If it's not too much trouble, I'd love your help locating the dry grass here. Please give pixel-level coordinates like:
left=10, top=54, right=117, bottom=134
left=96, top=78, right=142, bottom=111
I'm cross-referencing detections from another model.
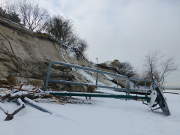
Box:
left=0, top=80, right=9, bottom=85
left=87, top=85, right=97, bottom=93
left=6, top=75, right=17, bottom=85
left=28, top=80, right=43, bottom=88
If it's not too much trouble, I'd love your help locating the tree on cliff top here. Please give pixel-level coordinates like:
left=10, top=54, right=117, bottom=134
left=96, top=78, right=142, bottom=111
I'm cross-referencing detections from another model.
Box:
left=0, top=7, right=20, bottom=23
left=46, top=16, right=88, bottom=59
left=8, top=0, right=49, bottom=32
left=46, top=16, right=72, bottom=44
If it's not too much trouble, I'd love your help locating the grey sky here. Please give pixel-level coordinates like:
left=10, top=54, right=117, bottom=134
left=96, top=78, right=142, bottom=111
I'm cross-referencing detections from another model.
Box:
left=6, top=0, right=180, bottom=87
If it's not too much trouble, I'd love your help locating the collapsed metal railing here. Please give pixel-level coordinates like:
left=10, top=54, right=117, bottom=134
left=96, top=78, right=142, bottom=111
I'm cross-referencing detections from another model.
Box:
left=44, top=61, right=151, bottom=94
left=43, top=61, right=170, bottom=116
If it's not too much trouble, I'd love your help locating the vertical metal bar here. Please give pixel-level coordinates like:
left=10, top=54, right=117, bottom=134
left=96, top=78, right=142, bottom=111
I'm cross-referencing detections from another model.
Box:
left=127, top=79, right=131, bottom=100
left=143, top=81, right=147, bottom=100
left=116, top=77, right=118, bottom=88
left=96, top=72, right=99, bottom=86
left=127, top=79, right=130, bottom=92
left=95, top=57, right=99, bottom=86
left=44, top=62, right=52, bottom=91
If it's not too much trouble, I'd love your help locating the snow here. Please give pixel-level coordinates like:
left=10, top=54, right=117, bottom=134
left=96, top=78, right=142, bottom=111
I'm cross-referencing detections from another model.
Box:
left=0, top=92, right=180, bottom=135
left=78, top=70, right=98, bottom=84
left=103, top=74, right=120, bottom=87
left=78, top=69, right=115, bottom=86
left=17, top=98, right=25, bottom=106
left=21, top=85, right=35, bottom=91
left=10, top=91, right=29, bottom=97
left=78, top=70, right=120, bottom=94
left=24, top=97, right=52, bottom=114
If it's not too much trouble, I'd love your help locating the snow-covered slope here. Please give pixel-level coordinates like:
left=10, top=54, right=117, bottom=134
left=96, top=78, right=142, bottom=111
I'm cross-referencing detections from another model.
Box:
left=0, top=92, right=179, bottom=135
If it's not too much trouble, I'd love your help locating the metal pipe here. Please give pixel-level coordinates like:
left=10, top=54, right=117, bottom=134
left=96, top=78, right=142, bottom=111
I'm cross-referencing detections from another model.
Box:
left=48, top=80, right=150, bottom=95
left=51, top=61, right=150, bottom=82
left=48, top=91, right=150, bottom=101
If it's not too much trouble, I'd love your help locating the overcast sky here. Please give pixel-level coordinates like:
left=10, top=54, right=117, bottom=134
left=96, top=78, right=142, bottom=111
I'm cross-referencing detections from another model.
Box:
left=7, top=0, right=180, bottom=87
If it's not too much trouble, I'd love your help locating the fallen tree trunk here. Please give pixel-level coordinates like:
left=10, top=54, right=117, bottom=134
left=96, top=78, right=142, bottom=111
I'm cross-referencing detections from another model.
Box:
left=4, top=98, right=25, bottom=121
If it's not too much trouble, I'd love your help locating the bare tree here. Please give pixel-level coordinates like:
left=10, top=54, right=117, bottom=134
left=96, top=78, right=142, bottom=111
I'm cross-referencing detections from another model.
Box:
left=144, top=52, right=177, bottom=87
left=144, top=53, right=158, bottom=81
left=46, top=16, right=72, bottom=45
left=159, top=58, right=177, bottom=86
left=10, top=0, right=49, bottom=31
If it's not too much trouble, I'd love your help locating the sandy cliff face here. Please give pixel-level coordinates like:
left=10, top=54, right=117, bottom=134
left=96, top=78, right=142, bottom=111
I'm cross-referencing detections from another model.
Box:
left=0, top=17, right=62, bottom=78
left=0, top=17, right=90, bottom=79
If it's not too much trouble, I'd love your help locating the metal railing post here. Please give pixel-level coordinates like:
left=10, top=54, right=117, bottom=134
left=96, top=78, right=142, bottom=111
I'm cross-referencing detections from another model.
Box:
left=95, top=57, right=99, bottom=86
left=44, top=62, right=53, bottom=91
left=96, top=72, right=99, bottom=86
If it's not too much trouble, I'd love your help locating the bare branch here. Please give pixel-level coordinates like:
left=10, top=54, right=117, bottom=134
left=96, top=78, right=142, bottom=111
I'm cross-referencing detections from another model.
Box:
left=9, top=0, right=49, bottom=32
left=144, top=52, right=177, bottom=87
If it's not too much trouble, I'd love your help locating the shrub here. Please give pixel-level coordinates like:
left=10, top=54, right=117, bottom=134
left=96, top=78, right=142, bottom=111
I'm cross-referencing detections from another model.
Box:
left=0, top=80, right=9, bottom=86
left=111, top=60, right=135, bottom=77
left=0, top=7, right=20, bottom=23
left=72, top=38, right=87, bottom=59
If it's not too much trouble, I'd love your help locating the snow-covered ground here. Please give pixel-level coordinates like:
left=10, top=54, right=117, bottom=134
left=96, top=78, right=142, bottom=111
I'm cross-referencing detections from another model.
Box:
left=0, top=91, right=180, bottom=135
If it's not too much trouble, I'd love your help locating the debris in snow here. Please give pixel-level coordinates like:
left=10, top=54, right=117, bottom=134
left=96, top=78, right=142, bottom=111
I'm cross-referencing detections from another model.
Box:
left=23, top=97, right=52, bottom=114
left=0, top=84, right=94, bottom=121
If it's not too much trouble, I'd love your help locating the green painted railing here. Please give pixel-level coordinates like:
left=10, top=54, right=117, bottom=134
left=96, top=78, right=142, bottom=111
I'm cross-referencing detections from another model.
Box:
left=44, top=61, right=151, bottom=95
left=48, top=91, right=150, bottom=102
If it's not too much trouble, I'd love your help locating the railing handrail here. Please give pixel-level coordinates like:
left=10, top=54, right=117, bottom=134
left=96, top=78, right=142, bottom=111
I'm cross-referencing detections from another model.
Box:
left=50, top=61, right=150, bottom=82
